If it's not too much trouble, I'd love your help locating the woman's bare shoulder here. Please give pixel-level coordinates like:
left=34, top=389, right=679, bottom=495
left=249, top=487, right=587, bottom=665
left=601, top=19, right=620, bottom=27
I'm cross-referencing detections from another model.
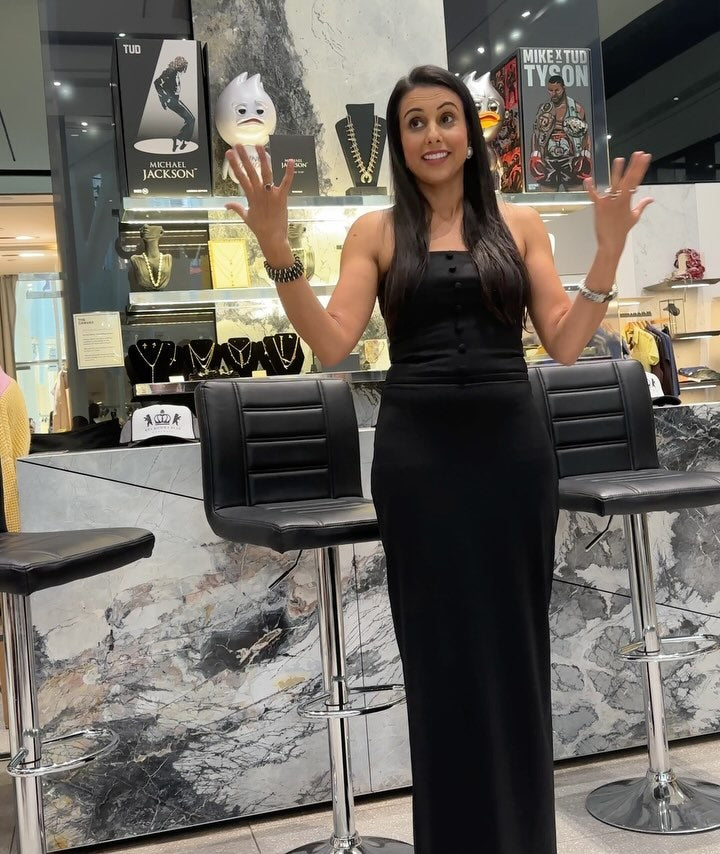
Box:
left=347, top=208, right=394, bottom=272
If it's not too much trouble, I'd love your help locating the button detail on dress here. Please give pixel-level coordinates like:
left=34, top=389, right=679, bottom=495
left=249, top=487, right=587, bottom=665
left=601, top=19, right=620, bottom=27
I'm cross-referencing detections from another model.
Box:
left=445, top=252, right=454, bottom=260
left=454, top=282, right=462, bottom=290
left=457, top=343, right=467, bottom=354
left=455, top=304, right=462, bottom=313
left=449, top=265, right=457, bottom=273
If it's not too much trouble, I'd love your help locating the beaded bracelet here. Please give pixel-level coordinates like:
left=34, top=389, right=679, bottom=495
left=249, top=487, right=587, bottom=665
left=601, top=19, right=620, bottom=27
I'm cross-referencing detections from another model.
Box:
left=263, top=254, right=305, bottom=284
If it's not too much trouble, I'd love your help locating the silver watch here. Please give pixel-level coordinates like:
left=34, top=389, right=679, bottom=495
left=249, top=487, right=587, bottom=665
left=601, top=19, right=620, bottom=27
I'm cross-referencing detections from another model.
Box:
left=578, top=280, right=617, bottom=304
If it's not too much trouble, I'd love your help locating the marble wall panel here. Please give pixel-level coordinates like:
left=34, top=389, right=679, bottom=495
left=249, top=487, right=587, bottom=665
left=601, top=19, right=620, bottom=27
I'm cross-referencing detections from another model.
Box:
left=191, top=0, right=447, bottom=194
left=18, top=462, right=368, bottom=849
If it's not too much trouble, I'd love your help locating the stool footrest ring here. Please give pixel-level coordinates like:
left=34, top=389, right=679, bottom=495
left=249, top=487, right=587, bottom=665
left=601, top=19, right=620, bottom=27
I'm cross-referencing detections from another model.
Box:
left=619, top=633, right=720, bottom=663
left=298, top=684, right=406, bottom=719
left=7, top=727, right=119, bottom=778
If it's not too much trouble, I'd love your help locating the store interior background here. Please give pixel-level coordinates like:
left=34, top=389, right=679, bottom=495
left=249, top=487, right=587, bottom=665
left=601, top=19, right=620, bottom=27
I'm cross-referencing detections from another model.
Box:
left=1, top=0, right=720, bottom=433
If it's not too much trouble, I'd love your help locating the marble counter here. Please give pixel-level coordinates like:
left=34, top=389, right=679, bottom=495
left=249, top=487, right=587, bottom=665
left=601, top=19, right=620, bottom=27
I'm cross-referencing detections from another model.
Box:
left=16, top=397, right=720, bottom=849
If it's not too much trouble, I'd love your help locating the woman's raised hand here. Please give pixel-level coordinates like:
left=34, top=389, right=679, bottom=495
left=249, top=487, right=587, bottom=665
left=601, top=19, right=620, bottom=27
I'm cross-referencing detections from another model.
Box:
left=583, top=151, right=653, bottom=256
left=224, top=144, right=296, bottom=263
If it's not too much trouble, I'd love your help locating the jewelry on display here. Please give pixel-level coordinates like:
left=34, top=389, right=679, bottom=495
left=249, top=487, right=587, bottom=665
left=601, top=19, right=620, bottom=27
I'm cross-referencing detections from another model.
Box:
left=263, top=254, right=305, bottom=283
left=270, top=334, right=300, bottom=369
left=227, top=339, right=252, bottom=368
left=578, top=279, right=618, bottom=304
left=346, top=113, right=381, bottom=184
left=141, top=253, right=165, bottom=289
left=188, top=341, right=216, bottom=374
left=135, top=341, right=165, bottom=384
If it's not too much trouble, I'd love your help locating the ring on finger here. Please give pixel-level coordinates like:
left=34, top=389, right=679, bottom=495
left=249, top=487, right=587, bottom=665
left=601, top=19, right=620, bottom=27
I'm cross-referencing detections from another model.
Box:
left=264, top=183, right=275, bottom=192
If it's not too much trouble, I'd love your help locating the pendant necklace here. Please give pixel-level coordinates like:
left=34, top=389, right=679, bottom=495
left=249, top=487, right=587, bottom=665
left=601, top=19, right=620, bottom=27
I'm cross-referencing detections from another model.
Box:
left=346, top=114, right=381, bottom=184
left=272, top=334, right=300, bottom=369
left=135, top=341, right=164, bottom=383
left=141, top=252, right=165, bottom=289
left=188, top=341, right=216, bottom=374
left=227, top=339, right=252, bottom=368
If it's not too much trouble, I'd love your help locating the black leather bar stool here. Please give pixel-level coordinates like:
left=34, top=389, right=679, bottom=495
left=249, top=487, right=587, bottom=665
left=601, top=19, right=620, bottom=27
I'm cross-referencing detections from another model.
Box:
left=0, top=470, right=154, bottom=854
left=195, top=377, right=410, bottom=854
left=529, top=358, right=720, bottom=834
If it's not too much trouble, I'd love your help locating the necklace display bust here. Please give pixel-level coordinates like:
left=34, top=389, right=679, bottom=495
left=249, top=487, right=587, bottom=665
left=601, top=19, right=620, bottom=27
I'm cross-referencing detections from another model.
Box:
left=180, top=339, right=222, bottom=378
left=129, top=224, right=172, bottom=291
left=262, top=333, right=304, bottom=375
left=335, top=103, right=387, bottom=196
left=125, top=339, right=178, bottom=384
left=221, top=338, right=256, bottom=377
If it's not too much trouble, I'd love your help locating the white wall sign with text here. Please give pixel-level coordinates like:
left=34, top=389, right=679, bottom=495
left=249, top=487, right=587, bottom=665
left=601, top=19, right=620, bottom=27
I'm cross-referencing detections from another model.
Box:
left=73, top=312, right=124, bottom=369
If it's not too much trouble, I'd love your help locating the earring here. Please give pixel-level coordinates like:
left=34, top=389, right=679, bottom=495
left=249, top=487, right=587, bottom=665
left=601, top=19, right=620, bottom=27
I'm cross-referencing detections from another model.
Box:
left=466, top=146, right=473, bottom=159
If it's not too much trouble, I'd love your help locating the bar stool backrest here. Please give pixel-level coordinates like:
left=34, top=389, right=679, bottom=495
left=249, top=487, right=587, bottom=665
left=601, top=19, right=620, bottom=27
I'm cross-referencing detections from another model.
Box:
left=195, top=378, right=364, bottom=512
left=528, top=359, right=660, bottom=478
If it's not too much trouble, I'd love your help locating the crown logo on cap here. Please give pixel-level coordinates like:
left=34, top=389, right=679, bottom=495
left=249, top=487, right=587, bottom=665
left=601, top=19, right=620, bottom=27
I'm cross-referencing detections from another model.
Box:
left=154, top=409, right=172, bottom=425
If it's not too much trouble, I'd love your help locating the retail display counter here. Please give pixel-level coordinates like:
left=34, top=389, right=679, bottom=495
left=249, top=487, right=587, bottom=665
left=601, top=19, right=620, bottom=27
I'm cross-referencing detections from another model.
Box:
left=17, top=393, right=720, bottom=849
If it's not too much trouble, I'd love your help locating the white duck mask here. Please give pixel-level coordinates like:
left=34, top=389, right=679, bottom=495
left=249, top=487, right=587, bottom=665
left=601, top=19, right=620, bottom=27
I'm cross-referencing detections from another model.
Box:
left=462, top=71, right=506, bottom=143
left=215, top=72, right=277, bottom=147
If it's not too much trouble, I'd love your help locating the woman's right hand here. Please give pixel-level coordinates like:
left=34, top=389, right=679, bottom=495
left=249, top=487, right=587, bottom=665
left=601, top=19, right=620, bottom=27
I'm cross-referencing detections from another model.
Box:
left=224, top=144, right=296, bottom=266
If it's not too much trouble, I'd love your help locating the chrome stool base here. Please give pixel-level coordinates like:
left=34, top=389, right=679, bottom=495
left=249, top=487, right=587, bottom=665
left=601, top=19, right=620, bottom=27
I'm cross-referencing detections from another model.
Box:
left=286, top=837, right=413, bottom=853
left=587, top=770, right=720, bottom=834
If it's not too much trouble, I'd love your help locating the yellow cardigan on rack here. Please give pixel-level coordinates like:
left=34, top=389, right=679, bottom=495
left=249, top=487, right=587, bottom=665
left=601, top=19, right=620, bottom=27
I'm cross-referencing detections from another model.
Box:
left=0, top=376, right=31, bottom=532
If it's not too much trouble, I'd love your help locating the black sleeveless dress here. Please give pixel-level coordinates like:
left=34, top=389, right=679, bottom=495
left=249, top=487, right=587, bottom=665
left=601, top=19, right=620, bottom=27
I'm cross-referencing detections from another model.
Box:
left=371, top=251, right=559, bottom=854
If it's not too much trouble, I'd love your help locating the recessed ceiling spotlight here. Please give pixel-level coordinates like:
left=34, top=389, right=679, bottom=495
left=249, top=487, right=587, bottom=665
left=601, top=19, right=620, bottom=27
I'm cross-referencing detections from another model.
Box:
left=71, top=133, right=79, bottom=137
left=118, top=32, right=126, bottom=37
left=606, top=134, right=612, bottom=140
left=52, top=80, right=61, bottom=87
left=673, top=96, right=679, bottom=101
left=477, top=46, right=485, bottom=54
left=510, top=29, right=522, bottom=40
left=495, top=42, right=506, bottom=53
left=521, top=10, right=531, bottom=17
left=81, top=121, right=88, bottom=127
left=81, top=129, right=87, bottom=133
left=454, top=72, right=460, bottom=76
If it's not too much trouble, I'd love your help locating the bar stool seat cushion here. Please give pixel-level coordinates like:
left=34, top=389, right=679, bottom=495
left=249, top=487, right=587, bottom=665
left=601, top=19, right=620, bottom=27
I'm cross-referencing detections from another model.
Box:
left=0, top=528, right=155, bottom=595
left=211, top=497, right=378, bottom=553
left=560, top=468, right=720, bottom=516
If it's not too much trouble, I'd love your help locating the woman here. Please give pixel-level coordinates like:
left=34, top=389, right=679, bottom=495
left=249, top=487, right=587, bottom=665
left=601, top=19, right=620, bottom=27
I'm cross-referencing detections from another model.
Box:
left=0, top=365, right=30, bottom=531
left=153, top=56, right=195, bottom=152
left=225, top=65, right=652, bottom=853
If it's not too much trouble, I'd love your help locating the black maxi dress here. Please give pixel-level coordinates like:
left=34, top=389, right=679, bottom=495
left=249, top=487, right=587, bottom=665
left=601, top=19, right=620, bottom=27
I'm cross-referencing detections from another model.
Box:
left=371, top=251, right=559, bottom=854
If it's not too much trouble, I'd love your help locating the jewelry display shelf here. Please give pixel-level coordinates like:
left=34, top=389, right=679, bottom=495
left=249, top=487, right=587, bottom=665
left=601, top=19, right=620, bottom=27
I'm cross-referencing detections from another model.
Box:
left=643, top=278, right=720, bottom=293
left=127, top=283, right=335, bottom=311
left=120, top=192, right=591, bottom=224
left=132, top=369, right=389, bottom=397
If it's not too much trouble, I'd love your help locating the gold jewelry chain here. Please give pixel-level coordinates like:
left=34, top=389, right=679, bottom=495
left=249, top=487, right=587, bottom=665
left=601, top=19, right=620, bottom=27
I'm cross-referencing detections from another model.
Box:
left=227, top=339, right=252, bottom=368
left=270, top=334, right=300, bottom=369
left=345, top=115, right=381, bottom=184
left=141, top=253, right=165, bottom=288
left=134, top=341, right=167, bottom=383
left=188, top=341, right=216, bottom=372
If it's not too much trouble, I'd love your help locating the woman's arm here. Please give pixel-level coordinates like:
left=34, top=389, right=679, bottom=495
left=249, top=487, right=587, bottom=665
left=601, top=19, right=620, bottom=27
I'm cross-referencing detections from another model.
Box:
left=518, top=152, right=653, bottom=365
left=225, top=144, right=383, bottom=366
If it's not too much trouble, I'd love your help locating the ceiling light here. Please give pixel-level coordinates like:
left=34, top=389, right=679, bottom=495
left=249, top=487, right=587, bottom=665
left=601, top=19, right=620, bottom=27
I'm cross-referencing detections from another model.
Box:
left=510, top=29, right=522, bottom=40
left=71, top=133, right=79, bottom=137
left=606, top=134, right=612, bottom=140
left=521, top=10, right=531, bottom=17
left=52, top=81, right=61, bottom=87
left=81, top=129, right=87, bottom=133
left=477, top=46, right=485, bottom=54
left=81, top=121, right=88, bottom=127
left=15, top=235, right=32, bottom=240
left=454, top=72, right=460, bottom=76
left=19, top=252, right=44, bottom=258
left=673, top=96, right=679, bottom=101
left=495, top=41, right=505, bottom=54
left=118, top=32, right=126, bottom=37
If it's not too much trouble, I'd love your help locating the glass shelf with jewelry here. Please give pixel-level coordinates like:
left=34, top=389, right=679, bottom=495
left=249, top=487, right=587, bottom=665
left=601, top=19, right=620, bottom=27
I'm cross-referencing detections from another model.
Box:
left=118, top=195, right=395, bottom=402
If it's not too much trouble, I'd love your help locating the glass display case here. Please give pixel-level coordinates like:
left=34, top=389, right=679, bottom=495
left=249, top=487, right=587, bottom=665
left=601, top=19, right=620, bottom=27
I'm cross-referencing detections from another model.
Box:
left=118, top=192, right=626, bottom=406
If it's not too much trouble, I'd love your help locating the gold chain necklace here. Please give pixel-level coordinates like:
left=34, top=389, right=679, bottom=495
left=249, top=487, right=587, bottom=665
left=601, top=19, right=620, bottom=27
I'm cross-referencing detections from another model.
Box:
left=271, top=334, right=300, bottom=369
left=345, top=114, right=381, bottom=184
left=135, top=341, right=165, bottom=383
left=141, top=252, right=165, bottom=288
left=188, top=341, right=216, bottom=373
left=227, top=339, right=252, bottom=368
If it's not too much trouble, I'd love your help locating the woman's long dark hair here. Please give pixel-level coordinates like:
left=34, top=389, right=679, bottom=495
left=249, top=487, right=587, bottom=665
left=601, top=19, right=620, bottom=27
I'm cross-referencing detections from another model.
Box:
left=382, top=64, right=530, bottom=334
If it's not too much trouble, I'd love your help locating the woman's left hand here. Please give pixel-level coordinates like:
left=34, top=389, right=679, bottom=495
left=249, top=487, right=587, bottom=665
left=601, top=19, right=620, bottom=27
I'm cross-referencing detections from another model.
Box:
left=584, top=151, right=653, bottom=256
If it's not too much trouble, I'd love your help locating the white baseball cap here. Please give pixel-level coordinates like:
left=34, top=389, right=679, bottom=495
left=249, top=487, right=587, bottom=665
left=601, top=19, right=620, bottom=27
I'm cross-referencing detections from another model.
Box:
left=120, top=404, right=199, bottom=446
